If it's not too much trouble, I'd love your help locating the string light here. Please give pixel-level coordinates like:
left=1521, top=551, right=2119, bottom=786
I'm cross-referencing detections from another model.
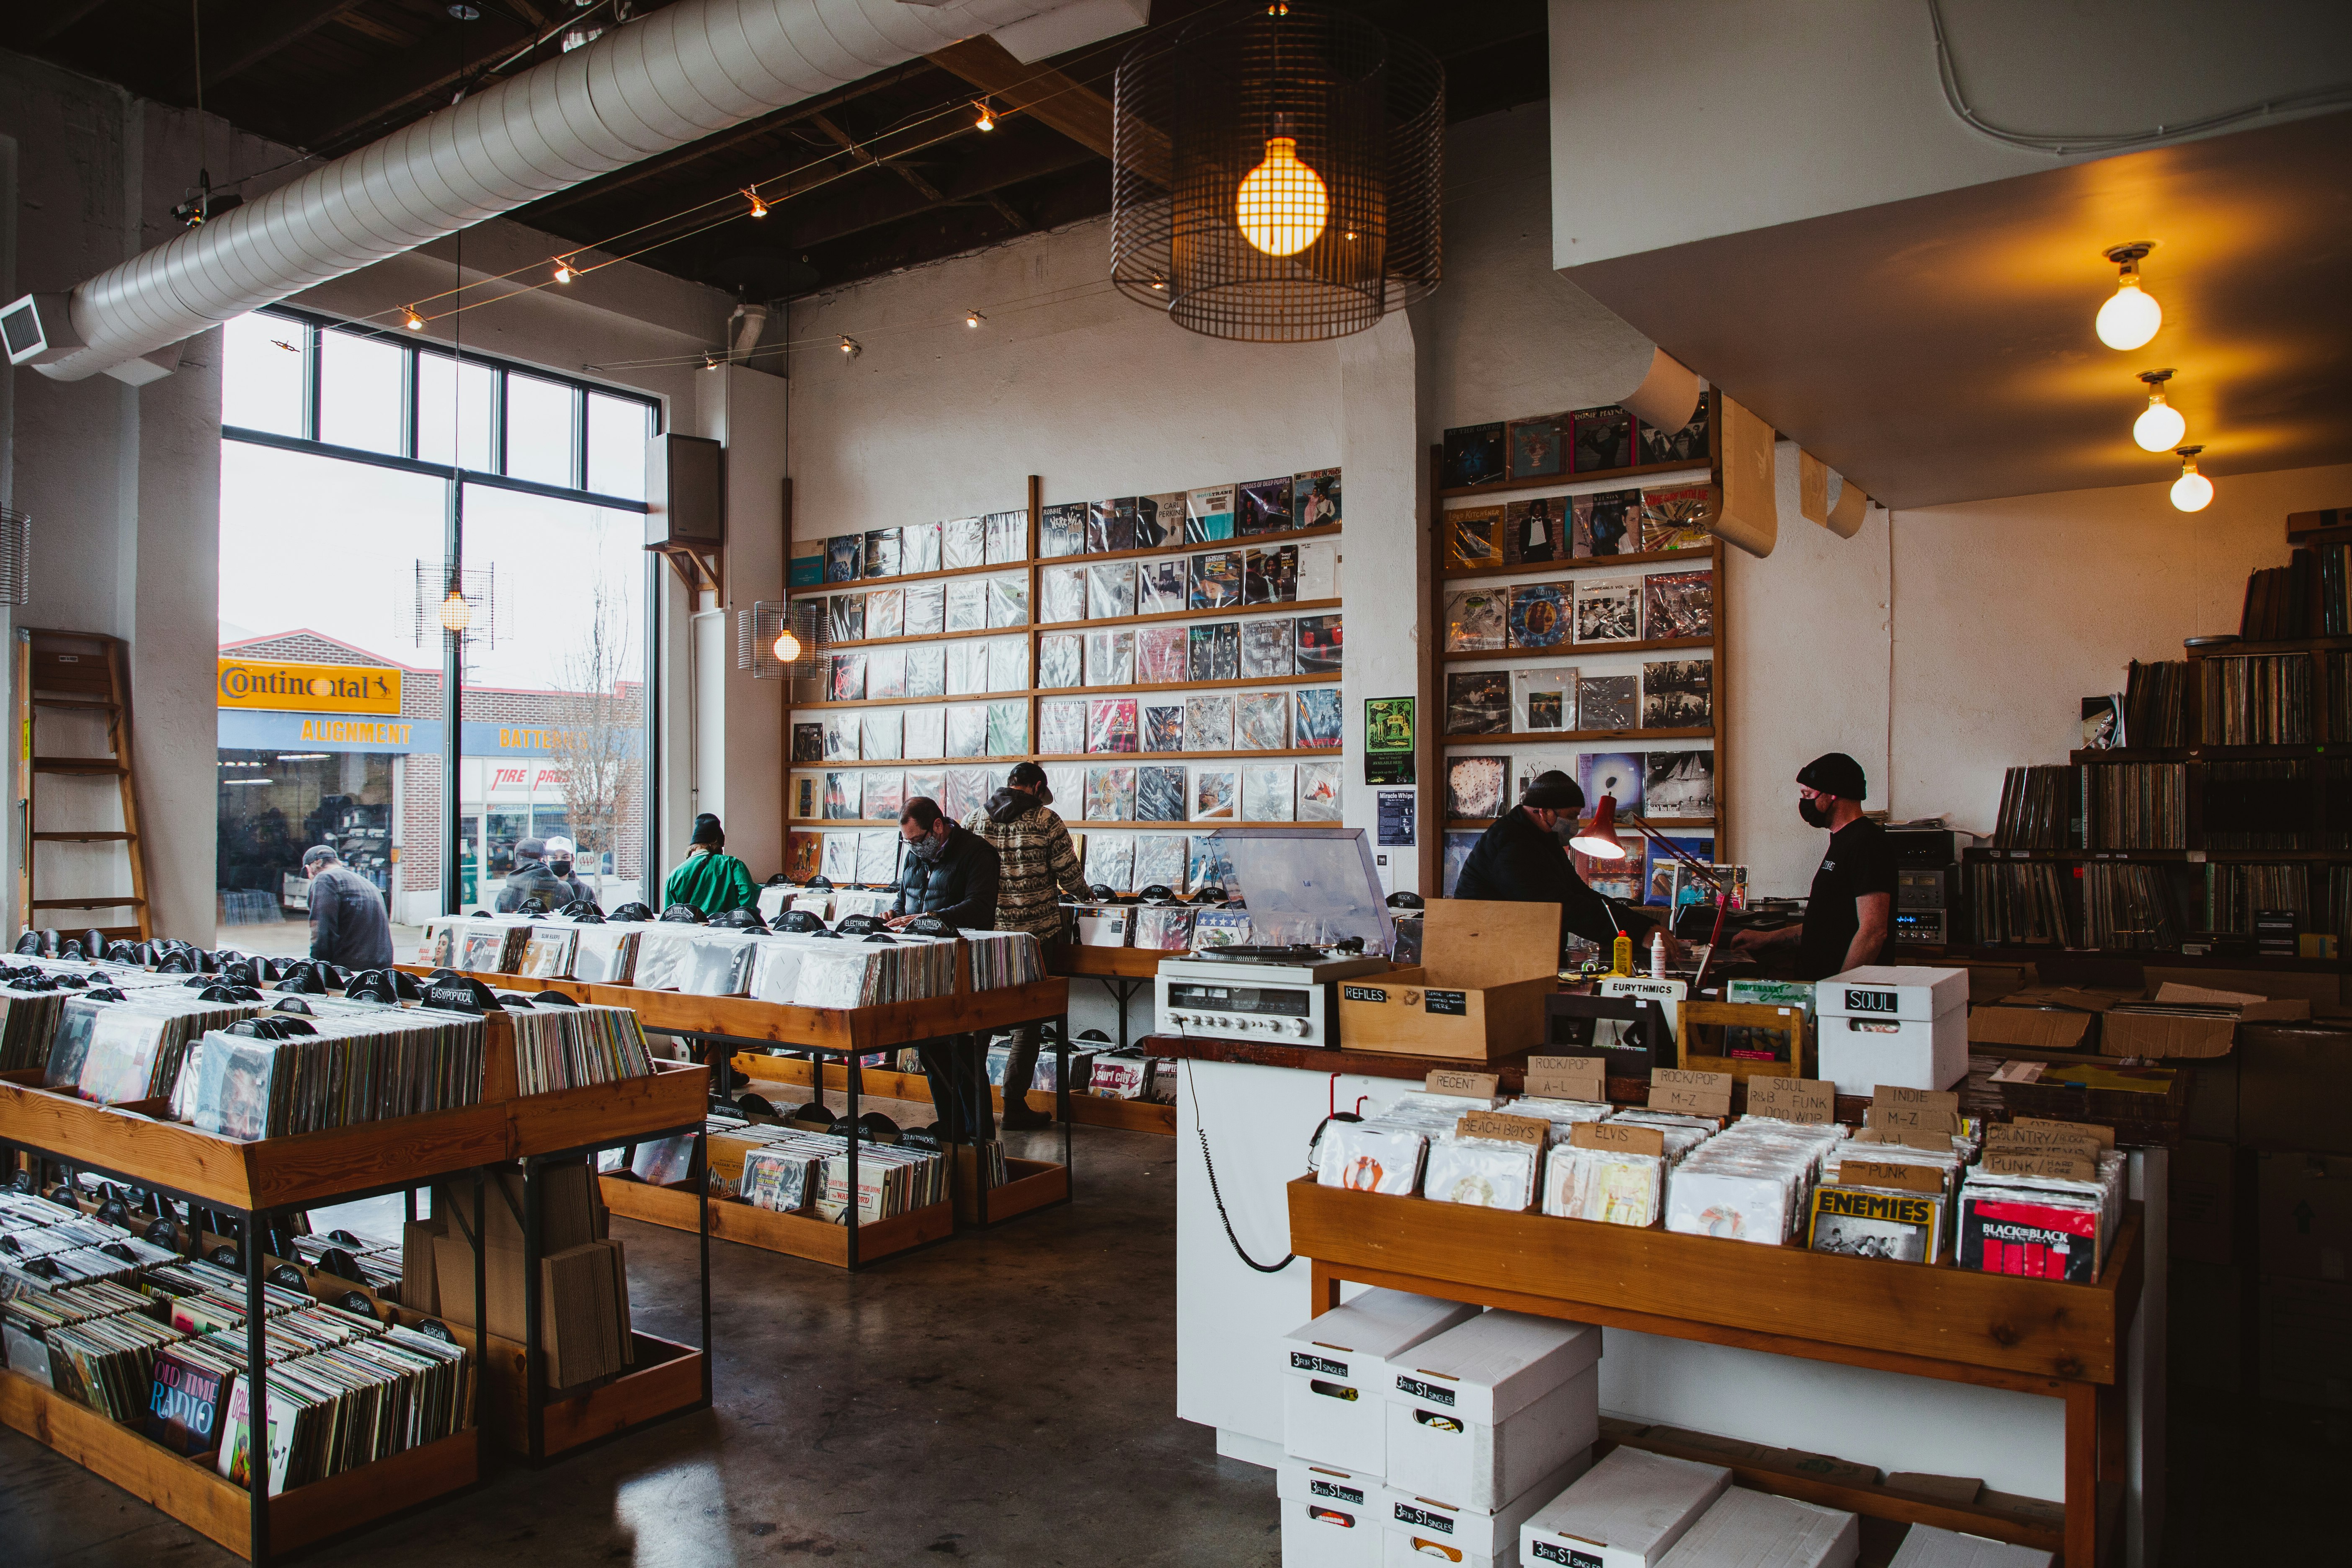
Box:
left=965, top=309, right=985, bottom=328
left=403, top=307, right=425, bottom=330
left=744, top=187, right=769, bottom=219
left=2132, top=370, right=2185, bottom=452
left=552, top=256, right=576, bottom=284
left=2096, top=243, right=2161, bottom=350
left=2170, top=446, right=2213, bottom=512
left=973, top=98, right=995, bottom=132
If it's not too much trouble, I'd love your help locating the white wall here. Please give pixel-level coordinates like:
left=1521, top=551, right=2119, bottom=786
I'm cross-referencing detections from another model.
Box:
left=1548, top=0, right=2352, bottom=268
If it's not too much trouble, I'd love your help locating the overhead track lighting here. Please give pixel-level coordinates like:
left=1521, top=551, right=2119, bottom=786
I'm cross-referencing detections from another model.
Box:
left=2097, top=243, right=2161, bottom=350
left=744, top=187, right=769, bottom=219
left=840, top=337, right=861, bottom=358
left=2133, top=370, right=2185, bottom=452
left=965, top=309, right=984, bottom=328
left=974, top=99, right=995, bottom=132
left=552, top=257, right=576, bottom=284
left=2170, top=446, right=2213, bottom=513
left=403, top=308, right=425, bottom=331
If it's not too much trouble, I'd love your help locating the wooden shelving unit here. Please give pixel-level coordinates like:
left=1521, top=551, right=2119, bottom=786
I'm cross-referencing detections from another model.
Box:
left=1289, top=1180, right=2141, bottom=1568
left=1421, top=431, right=1727, bottom=895
left=785, top=474, right=1347, bottom=882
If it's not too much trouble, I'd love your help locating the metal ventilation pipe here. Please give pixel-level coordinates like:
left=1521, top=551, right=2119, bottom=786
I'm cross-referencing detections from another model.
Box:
left=27, top=0, right=1098, bottom=383
left=732, top=302, right=770, bottom=357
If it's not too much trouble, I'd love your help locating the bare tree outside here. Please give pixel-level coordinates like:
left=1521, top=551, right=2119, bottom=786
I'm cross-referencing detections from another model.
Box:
left=542, top=566, right=641, bottom=906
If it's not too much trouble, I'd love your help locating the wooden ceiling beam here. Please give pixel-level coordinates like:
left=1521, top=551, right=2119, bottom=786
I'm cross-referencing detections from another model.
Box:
left=25, top=1, right=114, bottom=45
left=924, top=33, right=1168, bottom=187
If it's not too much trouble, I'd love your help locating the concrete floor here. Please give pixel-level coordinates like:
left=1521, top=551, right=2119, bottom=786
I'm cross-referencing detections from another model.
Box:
left=2, top=1111, right=1284, bottom=1568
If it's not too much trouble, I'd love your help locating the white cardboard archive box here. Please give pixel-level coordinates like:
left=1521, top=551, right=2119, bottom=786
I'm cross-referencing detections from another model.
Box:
left=1884, top=1524, right=2053, bottom=1568
left=1655, top=1486, right=1859, bottom=1568
left=1280, top=1288, right=1482, bottom=1473
left=1380, top=1452, right=1590, bottom=1568
left=1815, top=965, right=1970, bottom=1096
left=1381, top=1310, right=1602, bottom=1511
left=1520, top=1446, right=1734, bottom=1568
left=1277, top=1455, right=1383, bottom=1568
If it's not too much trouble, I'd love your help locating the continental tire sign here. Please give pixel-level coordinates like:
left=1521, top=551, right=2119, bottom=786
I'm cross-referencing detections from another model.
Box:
left=217, top=659, right=401, bottom=715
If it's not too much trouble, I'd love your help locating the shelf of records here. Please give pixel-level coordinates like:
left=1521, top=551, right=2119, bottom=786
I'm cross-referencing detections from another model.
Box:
left=796, top=607, right=1341, bottom=717
left=789, top=469, right=1343, bottom=593
left=1307, top=1083, right=2133, bottom=1281
left=1441, top=559, right=1715, bottom=656
left=1441, top=489, right=1718, bottom=581
left=0, top=1190, right=480, bottom=1560
left=802, top=549, right=1341, bottom=658
left=1439, top=393, right=1715, bottom=498
left=416, top=910, right=1045, bottom=1011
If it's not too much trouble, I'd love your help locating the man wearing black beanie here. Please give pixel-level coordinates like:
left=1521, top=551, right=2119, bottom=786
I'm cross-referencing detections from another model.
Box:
left=1730, top=752, right=1894, bottom=978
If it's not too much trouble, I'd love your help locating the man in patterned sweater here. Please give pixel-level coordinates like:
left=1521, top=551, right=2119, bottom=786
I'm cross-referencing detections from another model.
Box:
left=966, top=762, right=1091, bottom=1130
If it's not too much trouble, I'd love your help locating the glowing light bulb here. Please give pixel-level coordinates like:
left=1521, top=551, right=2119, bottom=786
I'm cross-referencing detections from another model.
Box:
left=437, top=590, right=474, bottom=634
left=974, top=99, right=995, bottom=132
left=965, top=309, right=984, bottom=328
left=840, top=337, right=860, bottom=358
left=2170, top=447, right=2213, bottom=512
left=2133, top=384, right=2185, bottom=452
left=552, top=258, right=575, bottom=284
left=745, top=187, right=769, bottom=219
left=1235, top=121, right=1328, bottom=257
left=772, top=628, right=802, bottom=665
left=2096, top=245, right=2161, bottom=349
left=403, top=307, right=425, bottom=330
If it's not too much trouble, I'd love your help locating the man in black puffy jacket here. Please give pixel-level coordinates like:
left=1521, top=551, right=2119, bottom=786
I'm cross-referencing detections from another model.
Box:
left=1453, top=771, right=1656, bottom=958
left=303, top=846, right=393, bottom=969
left=887, top=798, right=1003, bottom=1139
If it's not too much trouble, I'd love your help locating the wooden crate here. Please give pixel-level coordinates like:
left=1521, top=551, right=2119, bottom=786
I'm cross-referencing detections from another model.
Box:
left=506, top=1057, right=709, bottom=1156
left=1286, top=1178, right=2138, bottom=1385
left=954, top=1154, right=1069, bottom=1225
left=733, top=1052, right=1176, bottom=1134
left=1063, top=946, right=1164, bottom=979
left=0, top=1365, right=477, bottom=1558
left=598, top=1173, right=952, bottom=1268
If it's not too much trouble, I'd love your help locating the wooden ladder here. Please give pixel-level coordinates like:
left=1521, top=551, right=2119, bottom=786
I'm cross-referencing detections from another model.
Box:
left=15, top=628, right=153, bottom=942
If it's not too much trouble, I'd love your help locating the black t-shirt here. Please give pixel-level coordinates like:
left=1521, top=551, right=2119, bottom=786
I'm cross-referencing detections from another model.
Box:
left=1797, top=817, right=1898, bottom=980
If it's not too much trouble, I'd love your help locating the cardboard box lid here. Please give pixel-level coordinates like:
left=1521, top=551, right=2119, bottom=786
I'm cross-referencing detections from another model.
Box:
left=1279, top=1289, right=1482, bottom=1383
left=1656, top=1487, right=1858, bottom=1568
left=2145, top=966, right=2339, bottom=1005
left=1420, top=898, right=1564, bottom=988
left=1383, top=1308, right=1602, bottom=1425
left=1965, top=1007, right=2096, bottom=1052
left=1817, top=966, right=1968, bottom=1021
left=1522, top=1446, right=1733, bottom=1564
left=1383, top=1451, right=1591, bottom=1557
left=1886, top=1522, right=2055, bottom=1568
left=2147, top=981, right=2310, bottom=1021
left=1275, top=1454, right=1378, bottom=1511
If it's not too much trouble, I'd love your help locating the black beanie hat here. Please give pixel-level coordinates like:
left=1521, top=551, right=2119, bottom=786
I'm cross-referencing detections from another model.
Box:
left=1796, top=752, right=1867, bottom=801
left=1521, top=770, right=1585, bottom=811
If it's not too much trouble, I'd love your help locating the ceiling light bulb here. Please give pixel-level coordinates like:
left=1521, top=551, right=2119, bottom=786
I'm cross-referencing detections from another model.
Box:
left=965, top=310, right=983, bottom=328
left=552, top=258, right=575, bottom=284
left=2170, top=447, right=2213, bottom=513
left=840, top=336, right=860, bottom=358
left=2096, top=247, right=2161, bottom=349
left=772, top=628, right=802, bottom=665
left=702, top=353, right=720, bottom=371
left=745, top=187, right=769, bottom=219
left=974, top=100, right=995, bottom=132
left=403, top=308, right=425, bottom=330
left=2133, top=386, right=2185, bottom=452
left=437, top=589, right=474, bottom=634
left=1236, top=119, right=1328, bottom=258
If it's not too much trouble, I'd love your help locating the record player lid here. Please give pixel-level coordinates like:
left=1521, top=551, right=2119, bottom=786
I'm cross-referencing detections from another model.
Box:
left=1190, top=944, right=1333, bottom=963
left=1207, top=828, right=1395, bottom=956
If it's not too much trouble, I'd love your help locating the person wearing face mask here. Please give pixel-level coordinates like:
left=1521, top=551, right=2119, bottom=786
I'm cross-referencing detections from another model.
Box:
left=1452, top=770, right=1657, bottom=956
left=886, top=798, right=1002, bottom=1139
left=1727, top=753, right=1893, bottom=979
left=542, top=835, right=596, bottom=908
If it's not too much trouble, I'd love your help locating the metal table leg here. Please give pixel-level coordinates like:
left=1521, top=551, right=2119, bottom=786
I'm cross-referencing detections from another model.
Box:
left=243, top=1202, right=270, bottom=1565
left=845, top=1052, right=861, bottom=1271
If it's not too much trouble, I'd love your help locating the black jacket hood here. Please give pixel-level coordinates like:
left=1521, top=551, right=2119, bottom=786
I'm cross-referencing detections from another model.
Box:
left=987, top=788, right=1044, bottom=825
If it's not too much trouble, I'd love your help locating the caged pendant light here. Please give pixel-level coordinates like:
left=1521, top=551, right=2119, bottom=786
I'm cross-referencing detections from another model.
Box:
left=1111, top=3, right=1444, bottom=343
left=739, top=600, right=825, bottom=680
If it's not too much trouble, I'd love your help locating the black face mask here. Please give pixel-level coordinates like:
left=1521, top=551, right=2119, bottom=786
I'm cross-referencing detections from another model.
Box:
left=906, top=832, right=946, bottom=861
left=1799, top=797, right=1832, bottom=828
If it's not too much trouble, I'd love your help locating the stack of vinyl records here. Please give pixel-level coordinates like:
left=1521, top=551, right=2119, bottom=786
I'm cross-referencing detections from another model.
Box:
left=678, top=933, right=759, bottom=998
left=741, top=934, right=962, bottom=1009
left=516, top=925, right=579, bottom=979
left=1130, top=906, right=1195, bottom=952
left=208, top=1311, right=471, bottom=1495
left=2088, top=762, right=2186, bottom=849
left=2080, top=862, right=2179, bottom=950
left=289, top=1232, right=406, bottom=1295
left=416, top=919, right=535, bottom=975
left=1663, top=1117, right=1844, bottom=1246
left=715, top=1124, right=951, bottom=1222
left=510, top=1004, right=655, bottom=1095
left=963, top=928, right=1044, bottom=988
left=572, top=925, right=642, bottom=984
left=41, top=1306, right=185, bottom=1421
left=1992, top=765, right=2080, bottom=848
left=2202, top=758, right=2314, bottom=849
left=1966, top=861, right=2073, bottom=946
left=0, top=1278, right=160, bottom=1390
left=2200, top=652, right=2314, bottom=745
left=1809, top=1140, right=1962, bottom=1264
left=2122, top=658, right=2192, bottom=747
left=146, top=1259, right=314, bottom=1323
left=174, top=1004, right=488, bottom=1141
left=44, top=991, right=270, bottom=1104
left=1956, top=1151, right=2126, bottom=1283
left=0, top=981, right=68, bottom=1071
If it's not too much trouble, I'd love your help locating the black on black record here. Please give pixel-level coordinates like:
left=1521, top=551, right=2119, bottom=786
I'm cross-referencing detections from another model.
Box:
left=146, top=1215, right=179, bottom=1248
left=338, top=1290, right=376, bottom=1317
left=12, top=931, right=39, bottom=955
left=317, top=1246, right=361, bottom=1280
left=418, top=1318, right=454, bottom=1343
left=534, top=989, right=580, bottom=1006
left=268, top=1261, right=306, bottom=1289
left=208, top=1244, right=240, bottom=1268
left=9, top=1168, right=35, bottom=1193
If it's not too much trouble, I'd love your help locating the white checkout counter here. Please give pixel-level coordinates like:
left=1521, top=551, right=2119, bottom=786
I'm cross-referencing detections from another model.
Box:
left=1169, top=1045, right=2168, bottom=1568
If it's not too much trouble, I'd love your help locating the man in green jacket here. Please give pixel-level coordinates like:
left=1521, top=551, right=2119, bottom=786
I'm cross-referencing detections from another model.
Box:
left=663, top=814, right=758, bottom=915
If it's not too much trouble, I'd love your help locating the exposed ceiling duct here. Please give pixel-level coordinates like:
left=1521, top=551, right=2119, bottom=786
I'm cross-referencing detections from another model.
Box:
left=16, top=0, right=1108, bottom=384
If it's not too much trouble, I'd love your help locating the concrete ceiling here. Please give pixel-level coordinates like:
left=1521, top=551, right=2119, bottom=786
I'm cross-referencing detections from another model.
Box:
left=1562, top=110, right=2352, bottom=509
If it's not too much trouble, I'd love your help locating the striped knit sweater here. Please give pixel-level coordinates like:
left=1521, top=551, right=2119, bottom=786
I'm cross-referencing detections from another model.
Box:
left=963, top=792, right=1090, bottom=939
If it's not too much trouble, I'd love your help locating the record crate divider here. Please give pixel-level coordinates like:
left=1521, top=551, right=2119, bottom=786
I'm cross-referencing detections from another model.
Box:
left=1421, top=429, right=1729, bottom=897
left=0, top=1072, right=498, bottom=1564
left=1288, top=1179, right=2143, bottom=1568
left=402, top=961, right=1074, bottom=1269
left=1957, top=629, right=2352, bottom=958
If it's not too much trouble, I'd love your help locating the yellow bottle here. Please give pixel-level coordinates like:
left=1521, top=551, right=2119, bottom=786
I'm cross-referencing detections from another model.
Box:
left=1611, top=930, right=1634, bottom=976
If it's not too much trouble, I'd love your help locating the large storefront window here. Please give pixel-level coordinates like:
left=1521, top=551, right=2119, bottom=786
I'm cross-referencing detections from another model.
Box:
left=217, top=309, right=657, bottom=949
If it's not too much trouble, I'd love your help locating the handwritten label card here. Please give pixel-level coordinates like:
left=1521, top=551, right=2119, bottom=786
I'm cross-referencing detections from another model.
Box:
left=1525, top=1055, right=1607, bottom=1103
left=1424, top=1069, right=1501, bottom=1101
left=1744, top=1076, right=1835, bottom=1124
left=1570, top=1121, right=1666, bottom=1156
left=1651, top=1068, right=1733, bottom=1117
